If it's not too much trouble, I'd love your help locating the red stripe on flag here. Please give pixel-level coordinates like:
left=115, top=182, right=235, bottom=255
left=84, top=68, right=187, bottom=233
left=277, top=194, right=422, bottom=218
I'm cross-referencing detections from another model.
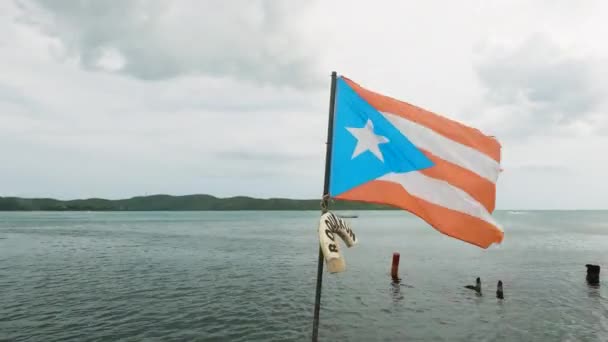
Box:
left=336, top=179, right=503, bottom=249
left=419, top=150, right=497, bottom=213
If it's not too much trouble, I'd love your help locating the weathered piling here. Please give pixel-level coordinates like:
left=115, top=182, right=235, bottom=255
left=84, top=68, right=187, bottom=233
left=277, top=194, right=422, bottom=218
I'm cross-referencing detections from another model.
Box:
left=586, top=264, right=600, bottom=286
left=465, top=277, right=482, bottom=295
left=496, top=280, right=504, bottom=299
left=391, top=252, right=400, bottom=282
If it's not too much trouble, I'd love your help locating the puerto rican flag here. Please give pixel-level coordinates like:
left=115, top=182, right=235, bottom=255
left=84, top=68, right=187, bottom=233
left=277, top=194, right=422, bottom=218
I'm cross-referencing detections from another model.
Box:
left=329, top=75, right=503, bottom=249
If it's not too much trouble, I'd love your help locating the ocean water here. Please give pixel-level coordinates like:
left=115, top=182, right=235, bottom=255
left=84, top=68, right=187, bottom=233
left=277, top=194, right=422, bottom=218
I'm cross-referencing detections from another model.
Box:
left=1, top=210, right=607, bottom=341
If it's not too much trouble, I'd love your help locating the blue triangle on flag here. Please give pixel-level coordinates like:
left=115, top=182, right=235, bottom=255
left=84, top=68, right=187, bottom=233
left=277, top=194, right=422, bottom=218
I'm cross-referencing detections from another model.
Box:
left=329, top=77, right=435, bottom=197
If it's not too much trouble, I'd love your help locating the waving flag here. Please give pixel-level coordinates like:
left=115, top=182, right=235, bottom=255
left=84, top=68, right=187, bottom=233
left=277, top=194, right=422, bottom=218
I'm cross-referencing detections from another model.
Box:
left=329, top=76, right=503, bottom=248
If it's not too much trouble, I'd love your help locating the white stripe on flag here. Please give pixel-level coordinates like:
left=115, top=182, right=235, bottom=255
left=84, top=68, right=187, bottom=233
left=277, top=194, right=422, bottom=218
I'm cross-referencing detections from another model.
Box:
left=381, top=111, right=500, bottom=183
left=378, top=171, right=502, bottom=231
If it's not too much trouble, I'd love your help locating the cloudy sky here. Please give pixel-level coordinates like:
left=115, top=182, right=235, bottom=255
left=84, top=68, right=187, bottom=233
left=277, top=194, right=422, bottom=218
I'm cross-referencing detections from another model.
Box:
left=1, top=0, right=607, bottom=209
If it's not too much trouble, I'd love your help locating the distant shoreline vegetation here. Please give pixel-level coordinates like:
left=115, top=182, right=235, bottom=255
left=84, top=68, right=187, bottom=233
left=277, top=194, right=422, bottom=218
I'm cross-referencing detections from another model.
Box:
left=0, top=194, right=396, bottom=211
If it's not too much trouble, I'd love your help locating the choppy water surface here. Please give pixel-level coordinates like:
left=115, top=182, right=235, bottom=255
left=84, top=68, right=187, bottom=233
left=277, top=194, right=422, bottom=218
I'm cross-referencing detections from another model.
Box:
left=1, top=211, right=608, bottom=341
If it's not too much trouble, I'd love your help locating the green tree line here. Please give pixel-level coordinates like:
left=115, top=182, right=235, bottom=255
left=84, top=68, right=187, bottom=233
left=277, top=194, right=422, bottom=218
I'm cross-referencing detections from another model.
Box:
left=0, top=194, right=395, bottom=211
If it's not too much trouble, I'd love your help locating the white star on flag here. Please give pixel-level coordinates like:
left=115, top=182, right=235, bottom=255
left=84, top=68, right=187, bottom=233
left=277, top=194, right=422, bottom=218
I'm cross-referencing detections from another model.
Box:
left=346, top=119, right=390, bottom=162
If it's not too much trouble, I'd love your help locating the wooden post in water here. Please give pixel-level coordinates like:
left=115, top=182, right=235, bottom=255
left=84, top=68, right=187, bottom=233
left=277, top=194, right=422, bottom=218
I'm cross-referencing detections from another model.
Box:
left=496, top=280, right=504, bottom=299
left=311, top=71, right=338, bottom=342
left=586, top=264, right=600, bottom=286
left=391, top=252, right=400, bottom=282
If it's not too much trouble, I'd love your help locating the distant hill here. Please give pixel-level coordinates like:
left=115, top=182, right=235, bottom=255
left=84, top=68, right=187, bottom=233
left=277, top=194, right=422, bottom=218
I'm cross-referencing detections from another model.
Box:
left=0, top=194, right=395, bottom=211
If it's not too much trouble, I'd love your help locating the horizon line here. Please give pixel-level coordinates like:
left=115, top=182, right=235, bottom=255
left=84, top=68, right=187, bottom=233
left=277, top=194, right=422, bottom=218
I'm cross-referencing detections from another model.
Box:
left=1, top=193, right=606, bottom=211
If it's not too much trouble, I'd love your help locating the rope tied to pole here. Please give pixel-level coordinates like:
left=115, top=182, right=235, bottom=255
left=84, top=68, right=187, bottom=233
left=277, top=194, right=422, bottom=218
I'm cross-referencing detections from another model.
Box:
left=320, top=194, right=330, bottom=212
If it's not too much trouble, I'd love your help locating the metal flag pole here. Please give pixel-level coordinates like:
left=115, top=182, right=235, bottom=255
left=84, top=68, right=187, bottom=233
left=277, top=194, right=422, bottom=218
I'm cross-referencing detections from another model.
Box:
left=312, top=71, right=338, bottom=342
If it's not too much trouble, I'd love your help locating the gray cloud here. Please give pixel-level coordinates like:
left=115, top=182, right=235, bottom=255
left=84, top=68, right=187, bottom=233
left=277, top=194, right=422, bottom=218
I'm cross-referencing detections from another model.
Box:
left=15, top=0, right=323, bottom=89
left=473, top=34, right=607, bottom=138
